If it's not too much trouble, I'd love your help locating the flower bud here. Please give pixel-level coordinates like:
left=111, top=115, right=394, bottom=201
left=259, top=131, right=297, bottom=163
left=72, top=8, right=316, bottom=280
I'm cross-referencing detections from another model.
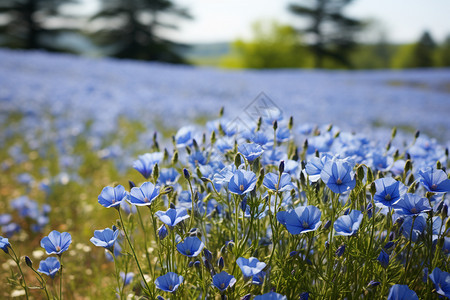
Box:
left=203, top=248, right=213, bottom=262
left=241, top=294, right=252, bottom=300
left=288, top=116, right=294, bottom=130
left=156, top=296, right=165, bottom=300
left=415, top=130, right=420, bottom=139
left=194, top=260, right=201, bottom=269
left=25, top=256, right=32, bottom=268
left=357, top=165, right=365, bottom=181
left=289, top=251, right=298, bottom=257
left=368, top=280, right=381, bottom=287
left=323, top=220, right=331, bottom=230
left=384, top=241, right=395, bottom=249
left=234, top=154, right=242, bottom=169
left=335, top=244, right=345, bottom=257
left=183, top=168, right=190, bottom=180
left=217, top=256, right=224, bottom=271
left=279, top=160, right=285, bottom=174
left=171, top=151, right=178, bottom=165
left=128, top=180, right=136, bottom=189
left=273, top=120, right=278, bottom=131
left=158, top=225, right=168, bottom=240
left=300, top=292, right=309, bottom=300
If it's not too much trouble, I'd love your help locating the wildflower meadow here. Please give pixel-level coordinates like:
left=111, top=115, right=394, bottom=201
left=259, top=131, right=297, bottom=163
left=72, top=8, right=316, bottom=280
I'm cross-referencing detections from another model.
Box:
left=1, top=49, right=450, bottom=299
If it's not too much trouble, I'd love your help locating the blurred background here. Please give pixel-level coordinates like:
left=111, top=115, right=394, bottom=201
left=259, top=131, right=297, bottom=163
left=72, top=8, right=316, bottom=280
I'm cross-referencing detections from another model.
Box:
left=1, top=0, right=449, bottom=69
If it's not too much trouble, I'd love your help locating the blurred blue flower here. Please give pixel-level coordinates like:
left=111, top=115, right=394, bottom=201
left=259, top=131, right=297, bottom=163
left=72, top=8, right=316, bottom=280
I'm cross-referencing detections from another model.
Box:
left=158, top=168, right=180, bottom=185
left=176, top=236, right=204, bottom=257
left=373, top=177, right=406, bottom=208
left=90, top=228, right=119, bottom=251
left=418, top=167, right=450, bottom=193
left=0, top=236, right=10, bottom=253
left=228, top=170, right=257, bottom=195
left=263, top=173, right=293, bottom=192
left=236, top=257, right=266, bottom=279
left=120, top=272, right=134, bottom=286
left=133, top=152, right=163, bottom=179
left=429, top=267, right=450, bottom=298
left=377, top=249, right=389, bottom=269
left=277, top=205, right=322, bottom=235
left=40, top=230, right=72, bottom=255
left=387, top=284, right=418, bottom=300
left=334, top=210, right=363, bottom=236
left=155, top=208, right=189, bottom=229
left=394, top=193, right=431, bottom=216
left=154, top=272, right=183, bottom=293
left=158, top=225, right=168, bottom=240
left=128, top=182, right=160, bottom=206
left=212, top=271, right=236, bottom=292
left=188, top=151, right=208, bottom=167
left=443, top=237, right=450, bottom=255
left=238, top=143, right=264, bottom=162
left=254, top=291, right=287, bottom=300
left=0, top=214, right=12, bottom=226
left=320, top=158, right=356, bottom=194
left=98, top=185, right=128, bottom=209
left=37, top=257, right=60, bottom=279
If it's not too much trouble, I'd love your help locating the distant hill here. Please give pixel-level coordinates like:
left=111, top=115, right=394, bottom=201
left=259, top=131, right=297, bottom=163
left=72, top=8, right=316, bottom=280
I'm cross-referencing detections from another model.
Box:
left=178, top=42, right=231, bottom=66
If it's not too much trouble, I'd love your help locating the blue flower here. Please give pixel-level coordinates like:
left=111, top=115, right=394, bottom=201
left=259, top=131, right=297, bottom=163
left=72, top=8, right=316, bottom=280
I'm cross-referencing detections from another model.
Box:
left=252, top=271, right=266, bottom=285
left=238, top=143, right=264, bottom=162
left=154, top=272, right=183, bottom=293
left=37, top=257, right=60, bottom=279
left=333, top=210, right=363, bottom=236
left=40, top=230, right=72, bottom=255
left=254, top=291, right=287, bottom=300
left=128, top=182, right=160, bottom=206
left=228, top=170, right=257, bottom=195
left=305, top=153, right=333, bottom=182
left=263, top=172, right=293, bottom=192
left=236, top=257, right=266, bottom=279
left=212, top=271, right=236, bottom=292
left=90, top=228, right=119, bottom=251
left=418, top=167, right=450, bottom=193
left=429, top=267, right=450, bottom=298
left=377, top=249, right=389, bottom=269
left=98, top=185, right=128, bottom=208
left=158, top=168, right=180, bottom=185
left=401, top=216, right=427, bottom=242
left=394, top=193, right=431, bottom=216
left=176, top=236, right=204, bottom=257
left=373, top=177, right=406, bottom=208
left=0, top=236, right=11, bottom=253
left=133, top=152, right=163, bottom=179
left=320, top=158, right=356, bottom=194
left=120, top=272, right=134, bottom=286
left=387, top=284, right=418, bottom=300
left=155, top=208, right=189, bottom=229
left=277, top=205, right=322, bottom=235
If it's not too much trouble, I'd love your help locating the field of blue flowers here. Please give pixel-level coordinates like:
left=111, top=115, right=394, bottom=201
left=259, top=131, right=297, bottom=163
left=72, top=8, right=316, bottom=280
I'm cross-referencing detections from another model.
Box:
left=0, top=49, right=449, bottom=299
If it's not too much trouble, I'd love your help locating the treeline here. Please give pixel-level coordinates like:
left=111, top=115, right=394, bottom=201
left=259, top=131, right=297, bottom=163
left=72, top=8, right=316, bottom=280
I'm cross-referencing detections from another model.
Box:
left=0, top=0, right=191, bottom=63
left=221, top=24, right=450, bottom=69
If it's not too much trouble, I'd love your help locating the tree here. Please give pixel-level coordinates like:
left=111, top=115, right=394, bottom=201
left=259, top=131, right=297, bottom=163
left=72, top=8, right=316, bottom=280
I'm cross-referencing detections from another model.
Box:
left=90, top=0, right=191, bottom=63
left=0, top=0, right=78, bottom=51
left=221, top=21, right=310, bottom=69
left=437, top=35, right=450, bottom=67
left=288, top=0, right=364, bottom=68
left=391, top=31, right=437, bottom=69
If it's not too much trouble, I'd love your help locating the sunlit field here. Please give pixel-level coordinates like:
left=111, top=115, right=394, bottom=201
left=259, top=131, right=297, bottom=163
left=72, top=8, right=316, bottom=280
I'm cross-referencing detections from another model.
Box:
left=1, top=49, right=449, bottom=299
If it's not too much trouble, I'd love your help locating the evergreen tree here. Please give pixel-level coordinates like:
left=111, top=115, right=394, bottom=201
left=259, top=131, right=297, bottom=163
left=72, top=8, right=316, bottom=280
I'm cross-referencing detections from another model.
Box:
left=90, top=0, right=191, bottom=63
left=288, top=0, right=364, bottom=68
left=437, top=35, right=450, bottom=67
left=0, top=0, right=79, bottom=51
left=410, top=31, right=436, bottom=68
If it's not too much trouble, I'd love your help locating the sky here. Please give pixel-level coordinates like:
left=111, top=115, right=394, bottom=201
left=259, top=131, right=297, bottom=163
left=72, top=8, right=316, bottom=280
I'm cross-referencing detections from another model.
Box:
left=168, top=0, right=450, bottom=44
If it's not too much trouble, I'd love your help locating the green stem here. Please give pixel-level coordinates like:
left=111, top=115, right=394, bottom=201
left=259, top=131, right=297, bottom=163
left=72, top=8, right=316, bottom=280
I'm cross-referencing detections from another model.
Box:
left=112, top=251, right=124, bottom=300
left=118, top=209, right=152, bottom=296
left=9, top=248, right=29, bottom=300
left=58, top=255, right=63, bottom=300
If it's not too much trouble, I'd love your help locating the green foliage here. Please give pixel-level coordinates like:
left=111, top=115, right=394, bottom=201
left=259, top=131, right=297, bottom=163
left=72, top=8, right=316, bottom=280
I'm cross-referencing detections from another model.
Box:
left=220, top=21, right=311, bottom=69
